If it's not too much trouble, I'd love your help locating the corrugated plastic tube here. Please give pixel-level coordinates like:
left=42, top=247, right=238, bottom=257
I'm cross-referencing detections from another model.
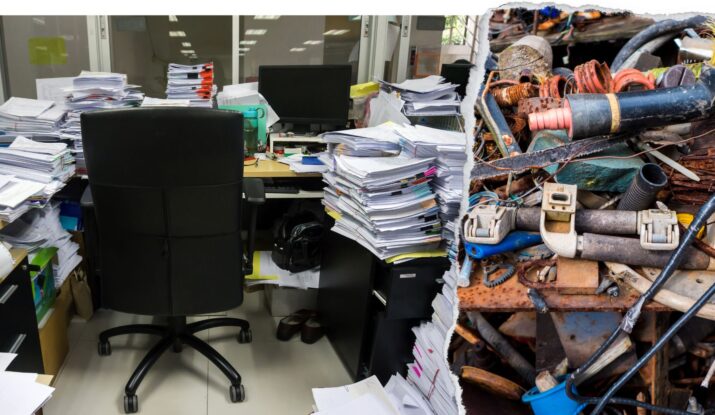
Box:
left=617, top=163, right=668, bottom=211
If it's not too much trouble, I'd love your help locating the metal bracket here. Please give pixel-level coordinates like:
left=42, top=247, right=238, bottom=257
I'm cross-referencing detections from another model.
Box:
left=638, top=208, right=679, bottom=250
left=540, top=182, right=580, bottom=258
left=463, top=205, right=517, bottom=244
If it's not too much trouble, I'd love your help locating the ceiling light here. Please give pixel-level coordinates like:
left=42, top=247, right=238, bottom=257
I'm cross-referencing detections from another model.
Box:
left=180, top=49, right=195, bottom=54
left=303, top=40, right=323, bottom=45
left=254, top=15, right=280, bottom=20
left=238, top=53, right=246, bottom=57
left=238, top=47, right=251, bottom=52
left=169, top=31, right=186, bottom=37
left=169, top=16, right=178, bottom=22
left=190, top=54, right=197, bottom=59
left=290, top=48, right=306, bottom=52
left=245, top=29, right=267, bottom=36
left=239, top=40, right=257, bottom=45
left=323, top=29, right=349, bottom=36
left=181, top=42, right=192, bottom=47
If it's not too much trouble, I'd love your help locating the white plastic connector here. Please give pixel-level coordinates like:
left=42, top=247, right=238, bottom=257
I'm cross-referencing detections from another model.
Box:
left=638, top=208, right=679, bottom=250
left=463, top=205, right=517, bottom=244
left=540, top=183, right=579, bottom=258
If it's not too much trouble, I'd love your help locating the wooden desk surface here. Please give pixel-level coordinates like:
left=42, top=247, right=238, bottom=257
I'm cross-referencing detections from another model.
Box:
left=243, top=159, right=322, bottom=179
left=0, top=248, right=28, bottom=285
left=458, top=268, right=669, bottom=313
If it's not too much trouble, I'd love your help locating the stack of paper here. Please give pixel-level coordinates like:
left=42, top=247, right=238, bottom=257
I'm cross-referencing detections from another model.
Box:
left=323, top=153, right=442, bottom=260
left=0, top=353, right=55, bottom=415
left=396, top=125, right=466, bottom=241
left=379, top=76, right=460, bottom=117
left=140, top=97, right=191, bottom=107
left=216, top=82, right=280, bottom=127
left=60, top=71, right=144, bottom=174
left=166, top=62, right=216, bottom=108
left=321, top=124, right=402, bottom=157
left=0, top=203, right=81, bottom=287
left=278, top=153, right=329, bottom=174
left=0, top=98, right=66, bottom=140
left=245, top=251, right=319, bottom=289
left=402, top=265, right=460, bottom=415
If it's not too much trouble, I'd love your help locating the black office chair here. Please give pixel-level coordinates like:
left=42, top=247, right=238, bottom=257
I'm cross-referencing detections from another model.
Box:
left=81, top=108, right=265, bottom=413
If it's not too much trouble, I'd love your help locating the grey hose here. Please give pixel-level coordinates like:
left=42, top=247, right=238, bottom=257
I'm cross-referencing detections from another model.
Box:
left=469, top=311, right=536, bottom=385
left=612, top=16, right=707, bottom=72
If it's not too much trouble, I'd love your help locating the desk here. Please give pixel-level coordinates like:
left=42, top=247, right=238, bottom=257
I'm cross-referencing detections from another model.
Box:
left=243, top=159, right=322, bottom=179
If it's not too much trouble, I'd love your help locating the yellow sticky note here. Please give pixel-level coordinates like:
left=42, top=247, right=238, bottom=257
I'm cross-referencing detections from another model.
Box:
left=28, top=37, right=67, bottom=65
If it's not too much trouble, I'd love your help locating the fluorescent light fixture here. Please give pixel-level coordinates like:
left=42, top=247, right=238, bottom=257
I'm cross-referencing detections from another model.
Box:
left=169, top=31, right=186, bottom=37
left=180, top=49, right=195, bottom=54
left=238, top=53, right=246, bottom=57
left=238, top=47, right=251, bottom=52
left=245, top=29, right=267, bottom=36
left=190, top=54, right=197, bottom=59
left=169, top=15, right=178, bottom=22
left=303, top=40, right=323, bottom=45
left=181, top=42, right=192, bottom=47
left=290, top=47, right=306, bottom=52
left=323, top=29, right=349, bottom=36
left=239, top=40, right=257, bottom=45
left=254, top=15, right=280, bottom=20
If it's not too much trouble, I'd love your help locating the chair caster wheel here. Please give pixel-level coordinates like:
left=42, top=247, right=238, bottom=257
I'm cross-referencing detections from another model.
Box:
left=98, top=341, right=112, bottom=356
left=238, top=328, right=252, bottom=344
left=230, top=384, right=245, bottom=402
left=124, top=394, right=138, bottom=413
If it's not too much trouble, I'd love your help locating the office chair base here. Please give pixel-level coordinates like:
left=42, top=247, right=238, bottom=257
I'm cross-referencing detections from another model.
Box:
left=98, top=316, right=251, bottom=413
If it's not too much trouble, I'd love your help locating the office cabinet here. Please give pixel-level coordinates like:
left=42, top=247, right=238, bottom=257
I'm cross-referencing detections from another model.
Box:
left=0, top=253, right=44, bottom=374
left=318, top=231, right=449, bottom=383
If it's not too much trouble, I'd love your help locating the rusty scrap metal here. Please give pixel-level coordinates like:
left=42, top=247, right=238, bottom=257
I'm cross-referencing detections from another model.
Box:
left=492, top=82, right=538, bottom=107
left=613, top=68, right=656, bottom=92
left=664, top=148, right=715, bottom=205
left=539, top=75, right=577, bottom=99
left=574, top=59, right=613, bottom=93
left=517, top=96, right=562, bottom=117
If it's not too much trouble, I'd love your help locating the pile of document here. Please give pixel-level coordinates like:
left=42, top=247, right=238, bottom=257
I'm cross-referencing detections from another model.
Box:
left=403, top=265, right=460, bottom=415
left=245, top=251, right=319, bottom=289
left=0, top=137, right=74, bottom=222
left=0, top=353, right=54, bottom=415
left=60, top=71, right=144, bottom=174
left=379, top=76, right=460, bottom=117
left=278, top=153, right=329, bottom=174
left=216, top=82, right=280, bottom=127
left=140, top=97, right=191, bottom=107
left=0, top=203, right=82, bottom=288
left=396, top=125, right=466, bottom=241
left=322, top=150, right=442, bottom=260
left=321, top=124, right=402, bottom=157
left=0, top=98, right=66, bottom=141
left=166, top=62, right=216, bottom=108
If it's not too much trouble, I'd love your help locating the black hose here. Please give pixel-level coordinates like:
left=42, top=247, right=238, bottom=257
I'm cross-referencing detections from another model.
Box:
left=580, top=397, right=701, bottom=415
left=565, top=193, right=715, bottom=410
left=617, top=163, right=668, bottom=211
left=587, top=193, right=715, bottom=415
left=469, top=312, right=536, bottom=385
left=612, top=16, right=707, bottom=71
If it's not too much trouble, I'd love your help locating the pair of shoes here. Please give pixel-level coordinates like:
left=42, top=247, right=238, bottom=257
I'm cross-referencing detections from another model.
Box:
left=276, top=309, right=324, bottom=343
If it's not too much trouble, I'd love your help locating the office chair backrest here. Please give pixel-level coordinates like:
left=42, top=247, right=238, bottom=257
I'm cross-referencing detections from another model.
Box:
left=82, top=108, right=245, bottom=316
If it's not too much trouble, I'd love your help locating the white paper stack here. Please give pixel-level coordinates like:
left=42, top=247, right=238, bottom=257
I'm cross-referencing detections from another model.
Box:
left=323, top=153, right=442, bottom=260
left=379, top=76, right=460, bottom=117
left=0, top=203, right=81, bottom=288
left=140, top=97, right=191, bottom=107
left=402, top=265, right=460, bottom=415
left=60, top=71, right=144, bottom=175
left=321, top=124, right=402, bottom=157
left=217, top=82, right=280, bottom=127
left=277, top=153, right=329, bottom=174
left=311, top=376, right=402, bottom=415
left=0, top=98, right=66, bottom=140
left=166, top=62, right=216, bottom=108
left=0, top=353, right=55, bottom=415
left=396, top=125, right=466, bottom=242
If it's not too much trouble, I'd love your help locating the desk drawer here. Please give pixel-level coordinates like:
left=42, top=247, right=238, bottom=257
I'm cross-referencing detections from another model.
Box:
left=374, top=258, right=449, bottom=320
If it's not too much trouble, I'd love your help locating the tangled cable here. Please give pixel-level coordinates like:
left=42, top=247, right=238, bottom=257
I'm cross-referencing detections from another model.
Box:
left=613, top=68, right=656, bottom=92
left=574, top=59, right=613, bottom=93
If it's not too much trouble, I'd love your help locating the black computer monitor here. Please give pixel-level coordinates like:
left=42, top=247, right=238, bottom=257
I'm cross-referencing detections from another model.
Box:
left=258, top=65, right=351, bottom=129
left=441, top=63, right=473, bottom=98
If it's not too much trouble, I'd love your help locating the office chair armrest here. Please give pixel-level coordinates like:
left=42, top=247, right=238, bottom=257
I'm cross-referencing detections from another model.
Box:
left=242, top=178, right=265, bottom=276
left=243, top=178, right=265, bottom=205
left=81, top=185, right=94, bottom=208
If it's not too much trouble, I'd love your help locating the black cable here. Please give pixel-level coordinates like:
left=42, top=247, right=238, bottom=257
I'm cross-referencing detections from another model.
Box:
left=579, top=397, right=700, bottom=415
left=586, top=194, right=715, bottom=415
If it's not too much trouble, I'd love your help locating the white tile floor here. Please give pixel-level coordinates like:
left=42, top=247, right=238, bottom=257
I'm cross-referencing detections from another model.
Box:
left=45, top=290, right=352, bottom=415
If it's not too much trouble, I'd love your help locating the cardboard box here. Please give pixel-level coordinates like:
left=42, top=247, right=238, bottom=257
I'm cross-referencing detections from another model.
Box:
left=263, top=285, right=318, bottom=317
left=38, top=307, right=69, bottom=376
left=55, top=276, right=74, bottom=328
